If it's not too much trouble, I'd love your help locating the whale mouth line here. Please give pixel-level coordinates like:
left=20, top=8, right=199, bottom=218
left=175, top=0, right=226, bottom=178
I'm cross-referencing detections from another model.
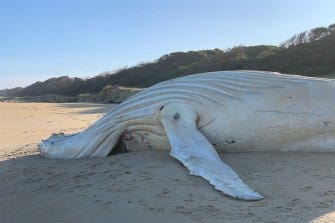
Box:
left=108, top=136, right=128, bottom=156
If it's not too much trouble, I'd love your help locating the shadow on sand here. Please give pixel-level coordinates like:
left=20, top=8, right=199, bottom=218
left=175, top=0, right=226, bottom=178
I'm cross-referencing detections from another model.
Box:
left=1, top=151, right=335, bottom=223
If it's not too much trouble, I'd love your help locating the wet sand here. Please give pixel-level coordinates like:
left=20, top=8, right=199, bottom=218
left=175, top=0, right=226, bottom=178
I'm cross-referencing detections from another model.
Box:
left=0, top=102, right=334, bottom=223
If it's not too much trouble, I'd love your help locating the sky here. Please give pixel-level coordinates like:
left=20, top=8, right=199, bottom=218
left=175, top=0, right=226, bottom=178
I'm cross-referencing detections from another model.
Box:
left=0, top=0, right=334, bottom=89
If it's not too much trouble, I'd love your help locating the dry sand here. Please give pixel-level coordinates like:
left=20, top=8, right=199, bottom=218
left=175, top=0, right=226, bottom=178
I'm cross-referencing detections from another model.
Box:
left=0, top=102, right=335, bottom=223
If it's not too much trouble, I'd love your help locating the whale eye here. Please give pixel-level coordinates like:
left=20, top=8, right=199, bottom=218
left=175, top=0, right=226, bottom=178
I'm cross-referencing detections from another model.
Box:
left=173, top=113, right=180, bottom=120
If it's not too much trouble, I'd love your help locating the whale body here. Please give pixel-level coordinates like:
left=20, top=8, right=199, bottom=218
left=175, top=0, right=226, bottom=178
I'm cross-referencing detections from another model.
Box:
left=39, top=70, right=335, bottom=200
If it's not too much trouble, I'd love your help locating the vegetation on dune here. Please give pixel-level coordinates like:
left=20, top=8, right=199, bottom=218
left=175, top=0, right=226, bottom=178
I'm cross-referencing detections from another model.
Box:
left=0, top=23, right=334, bottom=101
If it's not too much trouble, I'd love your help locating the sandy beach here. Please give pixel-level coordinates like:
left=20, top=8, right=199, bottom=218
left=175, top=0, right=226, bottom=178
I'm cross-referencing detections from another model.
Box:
left=0, top=102, right=335, bottom=223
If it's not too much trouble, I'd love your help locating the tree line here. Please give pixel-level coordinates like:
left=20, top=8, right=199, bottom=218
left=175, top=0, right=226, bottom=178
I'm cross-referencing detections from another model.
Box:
left=1, top=23, right=334, bottom=97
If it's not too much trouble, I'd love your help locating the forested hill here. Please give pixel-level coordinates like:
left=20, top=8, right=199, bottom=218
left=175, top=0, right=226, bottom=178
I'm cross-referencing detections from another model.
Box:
left=1, top=23, right=334, bottom=97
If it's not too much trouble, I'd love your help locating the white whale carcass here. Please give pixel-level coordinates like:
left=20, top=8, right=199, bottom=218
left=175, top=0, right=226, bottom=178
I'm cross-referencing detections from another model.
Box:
left=39, top=70, right=335, bottom=200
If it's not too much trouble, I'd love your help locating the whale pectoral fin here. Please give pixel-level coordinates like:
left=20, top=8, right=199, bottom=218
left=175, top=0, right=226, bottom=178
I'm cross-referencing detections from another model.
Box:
left=159, top=103, right=263, bottom=200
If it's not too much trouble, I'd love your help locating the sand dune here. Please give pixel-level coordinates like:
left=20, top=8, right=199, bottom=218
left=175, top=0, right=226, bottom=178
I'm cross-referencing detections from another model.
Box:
left=0, top=102, right=334, bottom=223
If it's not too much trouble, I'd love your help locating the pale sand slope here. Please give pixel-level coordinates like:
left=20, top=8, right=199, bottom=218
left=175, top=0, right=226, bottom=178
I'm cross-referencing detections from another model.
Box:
left=0, top=102, right=335, bottom=223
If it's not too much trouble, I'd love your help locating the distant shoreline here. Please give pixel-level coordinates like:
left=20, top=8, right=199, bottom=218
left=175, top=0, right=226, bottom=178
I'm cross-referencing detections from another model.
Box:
left=0, top=97, right=116, bottom=104
left=0, top=86, right=143, bottom=104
